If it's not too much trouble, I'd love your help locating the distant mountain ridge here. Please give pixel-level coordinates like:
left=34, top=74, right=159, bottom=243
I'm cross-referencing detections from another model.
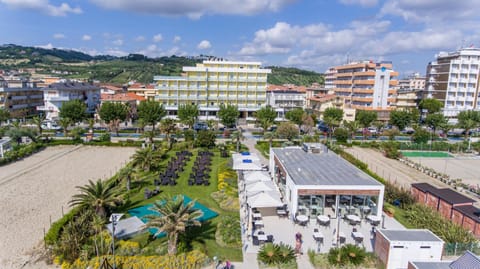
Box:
left=0, top=44, right=324, bottom=86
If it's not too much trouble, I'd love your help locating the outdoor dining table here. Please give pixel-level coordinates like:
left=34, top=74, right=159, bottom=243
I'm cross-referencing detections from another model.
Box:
left=313, top=231, right=324, bottom=241
left=257, top=234, right=268, bottom=241
left=352, top=232, right=364, bottom=243
left=276, top=209, right=287, bottom=217
left=317, top=215, right=330, bottom=225
left=254, top=220, right=264, bottom=228
left=367, top=215, right=381, bottom=225
left=346, top=214, right=361, bottom=224
left=253, top=212, right=262, bottom=220
left=296, top=215, right=308, bottom=223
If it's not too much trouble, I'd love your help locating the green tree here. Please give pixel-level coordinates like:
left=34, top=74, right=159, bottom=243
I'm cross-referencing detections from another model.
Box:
left=389, top=110, right=412, bottom=131
left=412, top=127, right=430, bottom=144
left=457, top=110, right=480, bottom=139
left=0, top=108, right=10, bottom=126
left=301, top=113, right=315, bottom=134
left=131, top=147, right=164, bottom=172
left=333, top=127, right=349, bottom=143
left=276, top=122, right=299, bottom=141
left=285, top=108, right=304, bottom=128
left=177, top=104, right=199, bottom=129
left=425, top=113, right=447, bottom=142
left=160, top=118, right=177, bottom=147
left=255, top=105, right=277, bottom=132
left=323, top=107, right=343, bottom=142
left=231, top=130, right=245, bottom=152
left=419, top=98, right=443, bottom=115
left=263, top=131, right=276, bottom=149
left=31, top=114, right=45, bottom=136
left=356, top=110, right=377, bottom=139
left=59, top=99, right=87, bottom=124
left=343, top=120, right=360, bottom=141
left=58, top=117, right=72, bottom=137
left=69, top=179, right=119, bottom=218
left=146, top=195, right=203, bottom=255
left=138, top=100, right=166, bottom=142
left=195, top=130, right=216, bottom=148
left=99, top=102, right=128, bottom=136
left=218, top=104, right=239, bottom=128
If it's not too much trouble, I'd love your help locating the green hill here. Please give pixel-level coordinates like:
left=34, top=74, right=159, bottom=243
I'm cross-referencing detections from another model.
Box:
left=267, top=66, right=324, bottom=86
left=0, top=44, right=324, bottom=86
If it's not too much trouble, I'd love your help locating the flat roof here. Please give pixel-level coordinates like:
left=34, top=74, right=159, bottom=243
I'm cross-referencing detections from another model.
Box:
left=453, top=205, right=480, bottom=223
left=272, top=147, right=383, bottom=186
left=409, top=261, right=450, bottom=269
left=412, top=183, right=475, bottom=205
left=379, top=229, right=443, bottom=242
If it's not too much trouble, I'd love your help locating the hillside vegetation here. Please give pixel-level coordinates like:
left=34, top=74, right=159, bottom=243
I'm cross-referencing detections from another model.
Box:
left=0, top=44, right=324, bottom=86
left=267, top=66, right=324, bottom=86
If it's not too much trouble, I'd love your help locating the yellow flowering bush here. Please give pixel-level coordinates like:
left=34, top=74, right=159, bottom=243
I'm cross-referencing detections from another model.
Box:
left=62, top=250, right=207, bottom=269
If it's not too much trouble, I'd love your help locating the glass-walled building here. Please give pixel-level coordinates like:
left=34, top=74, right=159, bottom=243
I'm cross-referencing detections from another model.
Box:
left=269, top=143, right=384, bottom=220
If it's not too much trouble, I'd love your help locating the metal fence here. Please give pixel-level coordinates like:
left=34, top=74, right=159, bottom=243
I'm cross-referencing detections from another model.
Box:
left=444, top=242, right=480, bottom=256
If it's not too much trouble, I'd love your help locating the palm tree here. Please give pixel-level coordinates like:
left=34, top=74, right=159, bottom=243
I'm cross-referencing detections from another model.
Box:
left=343, top=120, right=360, bottom=142
left=146, top=195, right=203, bottom=255
left=118, top=164, right=135, bottom=191
left=160, top=118, right=177, bottom=147
left=69, top=179, right=119, bottom=218
left=257, top=243, right=280, bottom=267
left=31, top=115, right=45, bottom=136
left=131, top=147, right=163, bottom=171
left=58, top=117, right=72, bottom=137
left=263, top=131, right=276, bottom=150
left=231, top=130, right=244, bottom=152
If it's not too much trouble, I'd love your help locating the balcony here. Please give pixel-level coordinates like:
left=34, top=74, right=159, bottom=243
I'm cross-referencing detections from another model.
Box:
left=47, top=96, right=70, bottom=101
left=9, top=95, right=27, bottom=101
left=334, top=80, right=353, bottom=85
left=353, top=80, right=374, bottom=85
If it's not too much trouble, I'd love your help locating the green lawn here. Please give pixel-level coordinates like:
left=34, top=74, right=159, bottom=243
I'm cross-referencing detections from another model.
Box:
left=121, top=148, right=243, bottom=261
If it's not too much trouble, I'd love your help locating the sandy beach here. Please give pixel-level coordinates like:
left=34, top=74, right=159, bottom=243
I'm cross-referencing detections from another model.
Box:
left=0, top=145, right=136, bottom=269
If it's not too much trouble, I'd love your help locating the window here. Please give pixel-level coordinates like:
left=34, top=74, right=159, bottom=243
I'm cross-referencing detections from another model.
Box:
left=393, top=246, right=404, bottom=249
left=420, top=246, right=431, bottom=249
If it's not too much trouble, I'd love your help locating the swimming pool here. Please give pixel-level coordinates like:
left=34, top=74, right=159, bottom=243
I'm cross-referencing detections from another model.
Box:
left=128, top=195, right=218, bottom=237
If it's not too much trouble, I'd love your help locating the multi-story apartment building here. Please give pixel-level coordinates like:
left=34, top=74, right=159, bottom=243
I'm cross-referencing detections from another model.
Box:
left=425, top=47, right=480, bottom=119
left=154, top=60, right=271, bottom=120
left=127, top=83, right=156, bottom=100
left=331, top=61, right=398, bottom=120
left=0, top=78, right=43, bottom=118
left=396, top=73, right=425, bottom=111
left=37, top=82, right=100, bottom=120
left=266, top=84, right=306, bottom=119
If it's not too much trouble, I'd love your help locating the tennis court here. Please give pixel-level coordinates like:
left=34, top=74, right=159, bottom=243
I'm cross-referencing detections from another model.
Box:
left=401, top=151, right=452, bottom=158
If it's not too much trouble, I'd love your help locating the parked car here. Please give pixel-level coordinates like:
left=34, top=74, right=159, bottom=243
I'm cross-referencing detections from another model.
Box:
left=193, top=122, right=208, bottom=131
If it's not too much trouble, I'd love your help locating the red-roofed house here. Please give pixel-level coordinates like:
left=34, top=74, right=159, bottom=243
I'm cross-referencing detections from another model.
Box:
left=100, top=92, right=146, bottom=121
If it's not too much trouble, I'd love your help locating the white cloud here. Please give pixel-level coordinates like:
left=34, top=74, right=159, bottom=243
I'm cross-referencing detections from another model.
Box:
left=339, top=0, right=378, bottom=7
left=153, top=34, right=163, bottom=43
left=197, top=40, right=211, bottom=50
left=380, top=0, right=480, bottom=23
left=36, top=43, right=54, bottom=49
left=173, top=35, right=181, bottom=43
left=0, top=0, right=82, bottom=16
left=135, top=35, right=145, bottom=42
left=104, top=48, right=128, bottom=57
left=136, top=44, right=187, bottom=57
left=53, top=33, right=65, bottom=39
left=89, top=0, right=295, bottom=18
left=82, top=35, right=92, bottom=41
left=112, top=39, right=123, bottom=46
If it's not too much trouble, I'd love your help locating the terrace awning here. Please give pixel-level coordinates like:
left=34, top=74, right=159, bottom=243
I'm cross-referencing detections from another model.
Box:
left=246, top=181, right=276, bottom=194
left=247, top=190, right=283, bottom=208
left=243, top=171, right=271, bottom=182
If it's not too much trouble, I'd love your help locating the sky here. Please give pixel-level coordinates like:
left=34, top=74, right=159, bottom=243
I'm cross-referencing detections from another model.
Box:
left=1, top=0, right=480, bottom=77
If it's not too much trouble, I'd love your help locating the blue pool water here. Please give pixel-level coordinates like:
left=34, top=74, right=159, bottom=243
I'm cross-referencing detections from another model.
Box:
left=128, top=195, right=218, bottom=237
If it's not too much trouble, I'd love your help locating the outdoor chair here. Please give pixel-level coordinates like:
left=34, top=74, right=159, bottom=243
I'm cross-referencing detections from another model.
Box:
left=252, top=236, right=259, bottom=246
left=266, top=235, right=274, bottom=243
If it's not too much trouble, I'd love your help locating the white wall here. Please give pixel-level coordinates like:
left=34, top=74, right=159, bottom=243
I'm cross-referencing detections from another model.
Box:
left=373, top=68, right=391, bottom=109
left=387, top=241, right=443, bottom=269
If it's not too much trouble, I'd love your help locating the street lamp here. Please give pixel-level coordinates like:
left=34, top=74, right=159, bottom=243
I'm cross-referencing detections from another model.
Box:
left=110, top=213, right=124, bottom=269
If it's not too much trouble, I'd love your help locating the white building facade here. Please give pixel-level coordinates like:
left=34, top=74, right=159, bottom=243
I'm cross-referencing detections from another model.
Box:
left=37, top=82, right=100, bottom=120
left=154, top=60, right=271, bottom=120
left=426, top=48, right=480, bottom=119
